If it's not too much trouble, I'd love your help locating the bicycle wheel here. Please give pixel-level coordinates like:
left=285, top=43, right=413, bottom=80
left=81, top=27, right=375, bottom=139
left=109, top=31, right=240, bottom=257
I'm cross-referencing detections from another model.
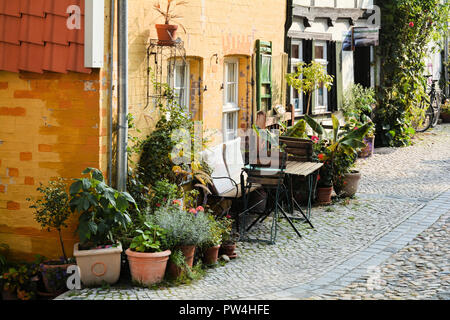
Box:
left=430, top=94, right=440, bottom=128
left=413, top=102, right=433, bottom=132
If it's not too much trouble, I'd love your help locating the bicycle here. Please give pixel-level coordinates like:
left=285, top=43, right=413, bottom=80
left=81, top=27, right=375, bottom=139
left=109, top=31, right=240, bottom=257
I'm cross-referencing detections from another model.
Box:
left=413, top=75, right=442, bottom=132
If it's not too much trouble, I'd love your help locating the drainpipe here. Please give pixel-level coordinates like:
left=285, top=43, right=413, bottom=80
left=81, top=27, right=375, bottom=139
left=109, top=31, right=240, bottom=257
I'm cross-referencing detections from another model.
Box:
left=117, top=0, right=128, bottom=191
left=108, top=0, right=115, bottom=186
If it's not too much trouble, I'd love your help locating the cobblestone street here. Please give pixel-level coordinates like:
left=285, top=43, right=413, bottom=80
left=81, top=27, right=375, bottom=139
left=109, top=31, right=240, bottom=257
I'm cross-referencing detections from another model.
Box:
left=57, top=124, right=450, bottom=300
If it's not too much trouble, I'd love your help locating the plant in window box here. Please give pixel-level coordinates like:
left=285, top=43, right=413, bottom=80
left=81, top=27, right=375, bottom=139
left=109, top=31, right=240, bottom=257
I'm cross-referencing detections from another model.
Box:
left=286, top=61, right=334, bottom=115
left=69, top=168, right=137, bottom=287
left=149, top=202, right=210, bottom=279
left=153, top=0, right=188, bottom=45
left=125, top=222, right=171, bottom=286
left=26, top=178, right=76, bottom=294
left=305, top=114, right=372, bottom=200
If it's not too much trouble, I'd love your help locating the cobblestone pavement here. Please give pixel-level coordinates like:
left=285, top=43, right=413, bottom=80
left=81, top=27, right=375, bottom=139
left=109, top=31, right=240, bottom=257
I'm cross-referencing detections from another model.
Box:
left=57, top=124, right=450, bottom=300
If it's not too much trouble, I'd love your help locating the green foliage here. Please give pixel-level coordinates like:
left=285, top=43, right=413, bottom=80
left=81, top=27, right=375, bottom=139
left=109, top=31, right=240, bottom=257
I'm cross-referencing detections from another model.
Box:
left=342, top=84, right=376, bottom=137
left=69, top=168, right=137, bottom=248
left=129, top=222, right=167, bottom=253
left=149, top=203, right=211, bottom=248
left=220, top=215, right=238, bottom=245
left=286, top=61, right=334, bottom=115
left=441, top=98, right=450, bottom=115
left=204, top=214, right=227, bottom=247
left=0, top=262, right=40, bottom=300
left=284, top=119, right=308, bottom=138
left=26, top=178, right=71, bottom=260
left=149, top=179, right=182, bottom=210
left=375, top=0, right=450, bottom=147
left=0, top=244, right=9, bottom=272
left=305, top=114, right=372, bottom=189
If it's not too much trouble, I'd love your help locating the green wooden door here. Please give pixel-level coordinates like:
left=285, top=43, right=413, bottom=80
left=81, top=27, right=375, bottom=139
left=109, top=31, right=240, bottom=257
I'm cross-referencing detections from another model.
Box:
left=256, top=40, right=273, bottom=112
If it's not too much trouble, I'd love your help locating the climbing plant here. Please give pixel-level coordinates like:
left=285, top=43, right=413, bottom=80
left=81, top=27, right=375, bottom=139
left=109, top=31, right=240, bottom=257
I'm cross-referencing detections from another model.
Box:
left=375, top=0, right=449, bottom=147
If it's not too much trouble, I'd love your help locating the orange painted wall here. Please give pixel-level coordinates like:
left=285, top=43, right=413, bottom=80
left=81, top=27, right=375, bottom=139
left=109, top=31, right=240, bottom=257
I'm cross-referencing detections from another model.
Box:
left=0, top=70, right=101, bottom=261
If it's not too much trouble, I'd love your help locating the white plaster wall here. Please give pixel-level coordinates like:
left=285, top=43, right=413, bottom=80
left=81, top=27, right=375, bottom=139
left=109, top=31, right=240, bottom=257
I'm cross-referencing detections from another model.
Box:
left=315, top=0, right=335, bottom=7
left=293, top=0, right=374, bottom=8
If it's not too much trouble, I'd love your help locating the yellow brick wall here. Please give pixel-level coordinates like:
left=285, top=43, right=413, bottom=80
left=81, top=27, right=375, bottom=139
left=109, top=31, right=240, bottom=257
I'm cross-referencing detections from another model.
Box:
left=0, top=71, right=101, bottom=261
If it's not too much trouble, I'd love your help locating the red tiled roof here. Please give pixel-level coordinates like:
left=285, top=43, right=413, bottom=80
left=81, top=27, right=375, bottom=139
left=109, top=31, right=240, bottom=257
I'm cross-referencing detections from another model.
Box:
left=0, top=0, right=91, bottom=74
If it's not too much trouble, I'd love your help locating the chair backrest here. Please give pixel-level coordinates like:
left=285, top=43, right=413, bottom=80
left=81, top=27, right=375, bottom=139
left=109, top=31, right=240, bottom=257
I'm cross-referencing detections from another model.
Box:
left=246, top=151, right=287, bottom=187
left=223, top=137, right=245, bottom=183
left=202, top=144, right=235, bottom=195
left=279, top=136, right=313, bottom=162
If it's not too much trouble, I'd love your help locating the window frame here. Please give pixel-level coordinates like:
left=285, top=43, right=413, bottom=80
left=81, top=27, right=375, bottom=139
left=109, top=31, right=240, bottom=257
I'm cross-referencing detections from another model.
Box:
left=223, top=58, right=240, bottom=113
left=314, top=41, right=328, bottom=114
left=222, top=109, right=239, bottom=142
left=169, top=60, right=190, bottom=114
left=290, top=39, right=303, bottom=116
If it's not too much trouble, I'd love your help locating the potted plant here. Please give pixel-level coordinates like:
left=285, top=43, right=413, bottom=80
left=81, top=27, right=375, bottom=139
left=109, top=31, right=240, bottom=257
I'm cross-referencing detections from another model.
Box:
left=150, top=201, right=210, bottom=279
left=441, top=99, right=450, bottom=123
left=125, top=222, right=171, bottom=286
left=153, top=0, right=188, bottom=45
left=201, top=213, right=223, bottom=265
left=341, top=84, right=377, bottom=158
left=1, top=263, right=40, bottom=300
left=69, top=168, right=137, bottom=287
left=219, top=215, right=239, bottom=259
left=313, top=139, right=334, bottom=205
left=26, top=178, right=75, bottom=295
left=286, top=61, right=334, bottom=115
left=305, top=114, right=372, bottom=200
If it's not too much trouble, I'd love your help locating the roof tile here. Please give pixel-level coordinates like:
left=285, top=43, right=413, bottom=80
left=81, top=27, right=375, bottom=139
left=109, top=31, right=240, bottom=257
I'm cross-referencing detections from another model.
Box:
left=67, top=43, right=91, bottom=74
left=19, top=14, right=45, bottom=45
left=19, top=42, right=45, bottom=73
left=0, top=0, right=21, bottom=17
left=0, top=14, right=20, bottom=44
left=0, top=42, right=20, bottom=72
left=43, top=43, right=69, bottom=73
left=20, top=0, right=46, bottom=17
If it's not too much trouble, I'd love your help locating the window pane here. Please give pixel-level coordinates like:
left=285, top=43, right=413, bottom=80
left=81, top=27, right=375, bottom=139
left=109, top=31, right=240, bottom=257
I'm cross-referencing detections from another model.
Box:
left=315, top=45, right=324, bottom=60
left=292, top=44, right=299, bottom=59
left=318, top=84, right=324, bottom=106
left=227, top=63, right=236, bottom=83
left=261, top=56, right=271, bottom=83
left=227, top=83, right=236, bottom=104
left=175, top=65, right=185, bottom=88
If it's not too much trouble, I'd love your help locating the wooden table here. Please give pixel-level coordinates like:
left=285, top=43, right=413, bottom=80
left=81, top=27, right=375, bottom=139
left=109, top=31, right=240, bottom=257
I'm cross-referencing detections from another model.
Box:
left=285, top=161, right=323, bottom=177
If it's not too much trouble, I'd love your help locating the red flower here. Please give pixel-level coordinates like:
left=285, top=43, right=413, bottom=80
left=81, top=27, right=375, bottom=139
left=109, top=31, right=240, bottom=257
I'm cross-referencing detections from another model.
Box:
left=156, top=203, right=161, bottom=207
left=172, top=199, right=181, bottom=206
left=354, top=127, right=359, bottom=130
left=196, top=206, right=204, bottom=212
left=189, top=208, right=197, bottom=214
left=318, top=153, right=325, bottom=161
left=409, top=21, right=414, bottom=27
left=226, top=214, right=232, bottom=219
left=311, top=136, right=319, bottom=144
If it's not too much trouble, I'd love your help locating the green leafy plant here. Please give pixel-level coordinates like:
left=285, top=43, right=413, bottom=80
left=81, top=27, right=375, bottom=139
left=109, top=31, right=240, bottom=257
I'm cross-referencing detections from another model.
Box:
left=69, top=168, right=137, bottom=249
left=1, top=263, right=40, bottom=300
left=342, top=84, right=376, bottom=137
left=129, top=222, right=167, bottom=253
left=203, top=214, right=223, bottom=247
left=305, top=114, right=372, bottom=190
left=26, top=178, right=71, bottom=261
left=149, top=179, right=182, bottom=210
left=286, top=61, right=334, bottom=115
left=441, top=99, right=450, bottom=115
left=219, top=215, right=239, bottom=245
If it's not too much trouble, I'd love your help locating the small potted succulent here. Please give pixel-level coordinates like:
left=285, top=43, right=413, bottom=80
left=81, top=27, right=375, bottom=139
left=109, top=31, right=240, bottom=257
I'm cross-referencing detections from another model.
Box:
left=26, top=178, right=75, bottom=295
left=126, top=222, right=171, bottom=286
left=69, top=168, right=137, bottom=287
left=153, top=0, right=188, bottom=45
left=150, top=201, right=210, bottom=279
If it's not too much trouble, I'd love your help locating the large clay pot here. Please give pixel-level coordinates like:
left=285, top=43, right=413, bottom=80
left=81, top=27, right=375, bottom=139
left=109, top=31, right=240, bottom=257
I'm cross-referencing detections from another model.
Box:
left=167, top=245, right=196, bottom=279
left=126, top=249, right=171, bottom=286
left=40, top=262, right=75, bottom=294
left=73, top=243, right=122, bottom=287
left=155, top=24, right=178, bottom=45
left=441, top=113, right=450, bottom=123
left=202, top=245, right=220, bottom=265
left=220, top=243, right=237, bottom=259
left=358, top=136, right=375, bottom=158
left=339, top=171, right=362, bottom=198
left=317, top=186, right=333, bottom=205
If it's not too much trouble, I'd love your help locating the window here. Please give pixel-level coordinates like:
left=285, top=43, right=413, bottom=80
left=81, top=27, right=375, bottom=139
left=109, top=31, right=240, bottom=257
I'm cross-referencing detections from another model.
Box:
left=169, top=61, right=190, bottom=114
left=290, top=40, right=303, bottom=116
left=314, top=41, right=328, bottom=114
left=223, top=58, right=240, bottom=142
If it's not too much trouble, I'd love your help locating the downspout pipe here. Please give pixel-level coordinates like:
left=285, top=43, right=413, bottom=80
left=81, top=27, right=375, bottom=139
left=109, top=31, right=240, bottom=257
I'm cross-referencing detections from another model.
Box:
left=108, top=0, right=115, bottom=186
left=117, top=0, right=128, bottom=191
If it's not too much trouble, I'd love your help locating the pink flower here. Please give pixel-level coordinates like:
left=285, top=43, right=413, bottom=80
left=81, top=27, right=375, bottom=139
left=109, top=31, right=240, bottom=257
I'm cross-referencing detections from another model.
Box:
left=354, top=127, right=359, bottom=130
left=172, top=199, right=181, bottom=206
left=156, top=203, right=161, bottom=207
left=226, top=214, right=232, bottom=219
left=311, top=136, right=319, bottom=144
left=409, top=21, right=414, bottom=27
left=189, top=208, right=197, bottom=214
left=196, top=206, right=204, bottom=212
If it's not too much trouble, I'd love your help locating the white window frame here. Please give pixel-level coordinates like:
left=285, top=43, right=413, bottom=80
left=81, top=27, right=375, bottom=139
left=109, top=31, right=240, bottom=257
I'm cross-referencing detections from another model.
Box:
left=169, top=60, right=190, bottom=114
left=290, top=40, right=303, bottom=116
left=223, top=58, right=240, bottom=142
left=314, top=41, right=328, bottom=114
left=223, top=58, right=239, bottom=112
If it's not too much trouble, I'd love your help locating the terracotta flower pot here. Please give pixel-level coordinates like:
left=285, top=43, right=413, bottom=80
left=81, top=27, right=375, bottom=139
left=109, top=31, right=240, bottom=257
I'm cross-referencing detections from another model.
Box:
left=339, top=171, right=362, bottom=198
left=126, top=249, right=171, bottom=286
left=155, top=24, right=178, bottom=45
left=40, top=262, right=75, bottom=294
left=317, top=186, right=333, bottom=205
left=220, top=243, right=237, bottom=259
left=73, top=243, right=122, bottom=287
left=202, top=245, right=220, bottom=265
left=441, top=112, right=450, bottom=123
left=167, top=245, right=196, bottom=279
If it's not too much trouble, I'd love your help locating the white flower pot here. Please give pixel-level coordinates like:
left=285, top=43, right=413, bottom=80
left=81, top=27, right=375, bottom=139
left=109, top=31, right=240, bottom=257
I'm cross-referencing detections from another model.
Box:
left=73, top=243, right=122, bottom=287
